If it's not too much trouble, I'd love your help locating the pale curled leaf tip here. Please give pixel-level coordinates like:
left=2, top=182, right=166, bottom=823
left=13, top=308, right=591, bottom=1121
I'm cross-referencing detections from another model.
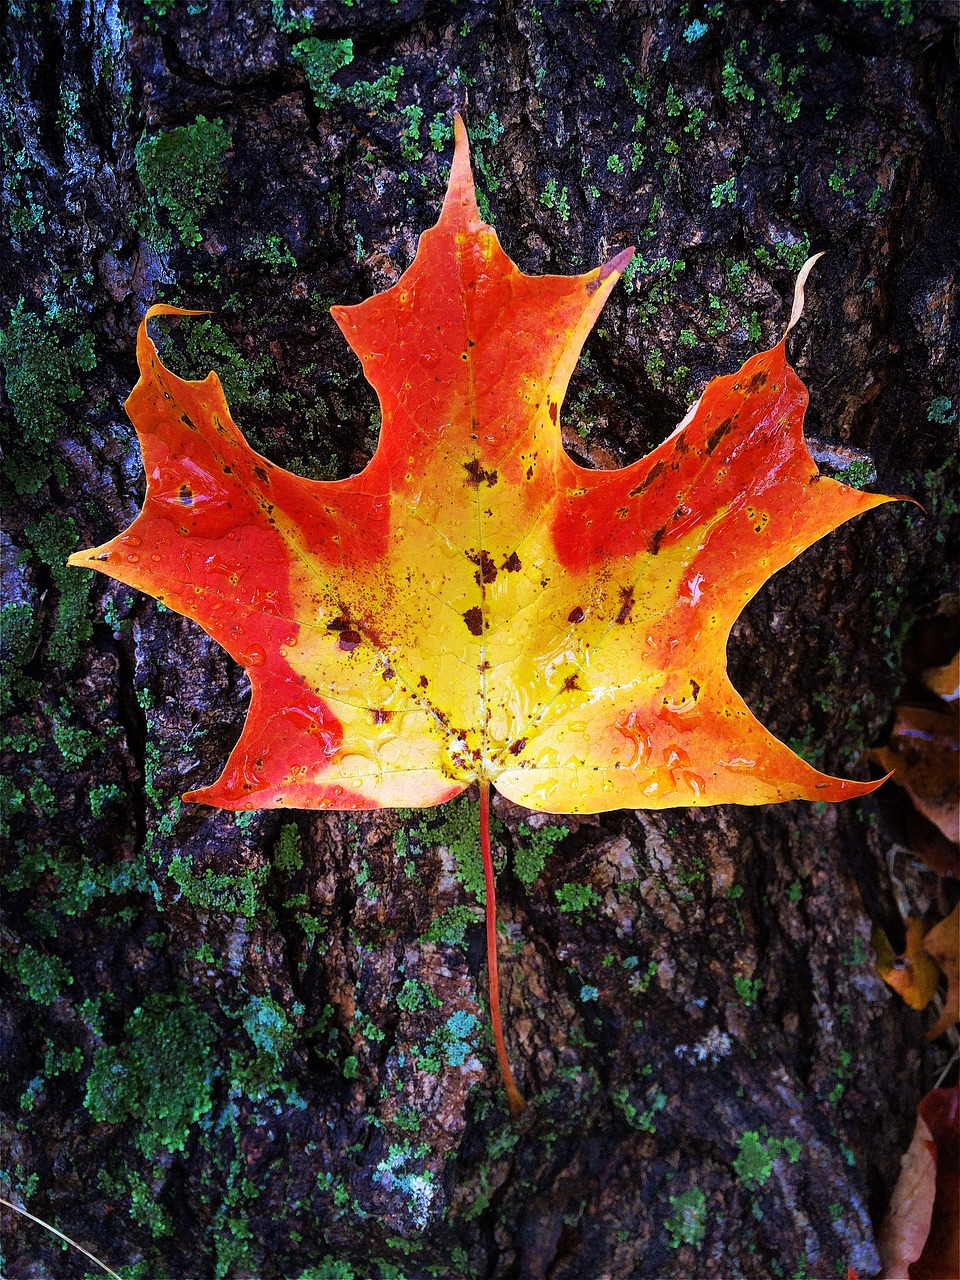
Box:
left=784, top=252, right=825, bottom=338
left=143, top=303, right=211, bottom=322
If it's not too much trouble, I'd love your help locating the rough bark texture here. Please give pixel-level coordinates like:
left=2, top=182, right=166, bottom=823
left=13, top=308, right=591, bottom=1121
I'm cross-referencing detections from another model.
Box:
left=1, top=1, right=957, bottom=1278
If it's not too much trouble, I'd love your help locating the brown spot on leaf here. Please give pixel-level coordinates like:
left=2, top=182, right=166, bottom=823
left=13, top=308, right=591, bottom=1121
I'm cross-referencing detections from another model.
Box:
left=372, top=708, right=394, bottom=724
left=548, top=401, right=558, bottom=424
left=628, top=458, right=666, bottom=497
left=706, top=417, right=734, bottom=454
left=509, top=737, right=527, bottom=755
left=463, top=458, right=498, bottom=487
left=502, top=551, right=522, bottom=572
left=649, top=526, right=666, bottom=555
left=568, top=606, right=585, bottom=624
left=179, top=484, right=193, bottom=506
left=467, top=549, right=498, bottom=584
left=746, top=369, right=769, bottom=393
left=463, top=606, right=484, bottom=636
left=562, top=674, right=581, bottom=692
left=254, top=465, right=269, bottom=483
left=615, top=586, right=635, bottom=625
left=418, top=675, right=429, bottom=688
left=338, top=630, right=362, bottom=652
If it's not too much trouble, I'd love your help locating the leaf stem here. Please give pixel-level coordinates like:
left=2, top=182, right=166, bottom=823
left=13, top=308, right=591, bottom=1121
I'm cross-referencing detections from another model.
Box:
left=479, top=780, right=526, bottom=1117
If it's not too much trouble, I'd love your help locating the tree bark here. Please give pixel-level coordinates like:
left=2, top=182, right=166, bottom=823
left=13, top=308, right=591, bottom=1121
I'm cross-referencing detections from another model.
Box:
left=2, top=1, right=957, bottom=1277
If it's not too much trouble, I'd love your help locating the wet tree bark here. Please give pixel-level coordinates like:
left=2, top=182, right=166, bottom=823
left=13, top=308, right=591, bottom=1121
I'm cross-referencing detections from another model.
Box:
left=2, top=1, right=957, bottom=1277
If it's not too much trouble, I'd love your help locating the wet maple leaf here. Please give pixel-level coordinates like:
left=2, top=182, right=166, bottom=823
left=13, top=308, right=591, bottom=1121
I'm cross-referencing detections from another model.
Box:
left=70, top=115, right=894, bottom=1113
left=69, top=116, right=891, bottom=817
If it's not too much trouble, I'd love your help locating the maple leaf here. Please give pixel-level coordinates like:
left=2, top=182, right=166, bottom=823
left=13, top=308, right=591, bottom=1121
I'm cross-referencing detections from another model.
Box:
left=70, top=114, right=894, bottom=1113
left=70, top=116, right=891, bottom=816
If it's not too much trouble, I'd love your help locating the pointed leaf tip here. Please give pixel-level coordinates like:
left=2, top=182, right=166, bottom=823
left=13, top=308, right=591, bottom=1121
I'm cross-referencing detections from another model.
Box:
left=601, top=246, right=636, bottom=281
left=785, top=252, right=825, bottom=337
left=441, top=112, right=481, bottom=227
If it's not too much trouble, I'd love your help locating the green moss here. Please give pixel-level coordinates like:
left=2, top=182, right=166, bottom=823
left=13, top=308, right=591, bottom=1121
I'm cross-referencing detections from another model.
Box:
left=737, top=1128, right=804, bottom=1187
left=128, top=1170, right=173, bottom=1236
left=24, top=513, right=92, bottom=669
left=414, top=1010, right=479, bottom=1074
left=402, top=795, right=502, bottom=903
left=229, top=994, right=305, bottom=1105
left=733, top=975, right=762, bottom=1006
left=153, top=315, right=271, bottom=413
left=0, top=775, right=25, bottom=838
left=135, top=115, right=233, bottom=247
left=721, top=45, right=755, bottom=105
left=51, top=709, right=102, bottom=767
left=292, top=37, right=355, bottom=109
left=166, top=852, right=267, bottom=916
left=1, top=942, right=73, bottom=1004
left=84, top=991, right=217, bottom=1157
left=241, top=231, right=297, bottom=274
left=734, top=1131, right=773, bottom=1187
left=540, top=178, right=570, bottom=222
left=399, top=104, right=424, bottom=162
left=271, top=0, right=312, bottom=34
left=611, top=1082, right=666, bottom=1132
left=469, top=112, right=505, bottom=220
left=0, top=298, right=96, bottom=495
left=838, top=457, right=877, bottom=489
left=664, top=1185, right=707, bottom=1247
left=89, top=783, right=124, bottom=819
left=291, top=37, right=404, bottom=118
left=847, top=0, right=914, bottom=23
left=754, top=237, right=811, bottom=275
left=428, top=113, right=451, bottom=150
left=555, top=881, right=601, bottom=913
left=710, top=175, right=737, bottom=208
left=396, top=978, right=439, bottom=1014
left=421, top=903, right=480, bottom=948
left=513, top=821, right=567, bottom=887
left=0, top=603, right=40, bottom=714
left=275, top=822, right=303, bottom=873
left=143, top=0, right=181, bottom=28
left=294, top=1262, right=357, bottom=1280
